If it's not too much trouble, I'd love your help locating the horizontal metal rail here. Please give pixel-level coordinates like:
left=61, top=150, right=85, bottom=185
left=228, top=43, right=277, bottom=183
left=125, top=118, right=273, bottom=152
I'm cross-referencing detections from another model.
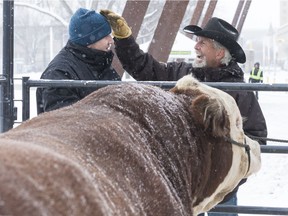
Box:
left=23, top=78, right=288, bottom=91
left=22, top=77, right=288, bottom=121
left=211, top=205, right=288, bottom=215
left=0, top=77, right=7, bottom=83
left=260, top=145, right=288, bottom=154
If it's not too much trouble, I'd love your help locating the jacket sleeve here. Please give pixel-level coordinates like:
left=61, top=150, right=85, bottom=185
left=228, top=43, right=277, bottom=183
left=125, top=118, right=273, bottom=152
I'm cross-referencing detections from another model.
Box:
left=114, top=36, right=192, bottom=81
left=228, top=91, right=268, bottom=144
left=37, top=70, right=81, bottom=114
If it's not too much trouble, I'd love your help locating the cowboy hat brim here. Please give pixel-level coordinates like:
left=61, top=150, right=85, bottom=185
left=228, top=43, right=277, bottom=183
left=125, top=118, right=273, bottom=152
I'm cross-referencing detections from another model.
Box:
left=184, top=25, right=246, bottom=64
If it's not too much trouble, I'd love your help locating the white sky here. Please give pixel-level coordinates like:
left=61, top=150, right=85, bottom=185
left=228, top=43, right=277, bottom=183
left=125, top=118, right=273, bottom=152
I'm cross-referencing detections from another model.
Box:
left=212, top=0, right=280, bottom=31
left=244, top=0, right=280, bottom=30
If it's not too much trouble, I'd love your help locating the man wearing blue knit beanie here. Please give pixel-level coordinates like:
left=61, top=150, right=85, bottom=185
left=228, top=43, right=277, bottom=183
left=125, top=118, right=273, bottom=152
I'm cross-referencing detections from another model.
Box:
left=36, top=8, right=121, bottom=114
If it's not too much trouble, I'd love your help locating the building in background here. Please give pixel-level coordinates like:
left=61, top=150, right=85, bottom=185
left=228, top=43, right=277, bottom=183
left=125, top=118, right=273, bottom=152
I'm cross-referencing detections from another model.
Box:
left=274, top=1, right=288, bottom=70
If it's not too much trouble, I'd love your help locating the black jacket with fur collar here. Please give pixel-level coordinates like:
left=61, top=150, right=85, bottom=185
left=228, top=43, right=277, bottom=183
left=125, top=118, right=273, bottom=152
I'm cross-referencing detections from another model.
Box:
left=36, top=41, right=121, bottom=114
left=115, top=36, right=267, bottom=144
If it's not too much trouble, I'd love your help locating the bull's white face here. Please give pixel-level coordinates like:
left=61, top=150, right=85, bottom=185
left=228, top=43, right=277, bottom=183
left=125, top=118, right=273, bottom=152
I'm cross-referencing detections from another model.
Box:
left=174, top=75, right=261, bottom=215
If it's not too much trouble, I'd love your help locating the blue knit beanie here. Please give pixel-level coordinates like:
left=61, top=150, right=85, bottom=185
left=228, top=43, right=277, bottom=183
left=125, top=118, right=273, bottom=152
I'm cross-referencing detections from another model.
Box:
left=69, top=8, right=111, bottom=46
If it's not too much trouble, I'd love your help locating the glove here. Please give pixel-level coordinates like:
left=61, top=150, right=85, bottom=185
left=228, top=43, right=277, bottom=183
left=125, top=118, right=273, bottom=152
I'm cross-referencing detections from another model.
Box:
left=100, top=9, right=132, bottom=39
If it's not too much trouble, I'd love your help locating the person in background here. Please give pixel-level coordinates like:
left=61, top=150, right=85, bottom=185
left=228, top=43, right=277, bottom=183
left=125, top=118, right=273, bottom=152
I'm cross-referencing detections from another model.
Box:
left=249, top=62, right=264, bottom=99
left=36, top=8, right=121, bottom=114
left=100, top=10, right=267, bottom=216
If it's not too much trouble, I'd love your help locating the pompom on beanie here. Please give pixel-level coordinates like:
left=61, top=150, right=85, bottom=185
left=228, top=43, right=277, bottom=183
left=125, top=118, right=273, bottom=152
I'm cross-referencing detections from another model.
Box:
left=69, top=8, right=111, bottom=46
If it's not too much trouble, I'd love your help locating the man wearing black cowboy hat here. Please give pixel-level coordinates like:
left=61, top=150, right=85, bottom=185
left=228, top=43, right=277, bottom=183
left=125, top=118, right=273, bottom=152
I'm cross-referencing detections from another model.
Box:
left=101, top=10, right=267, bottom=216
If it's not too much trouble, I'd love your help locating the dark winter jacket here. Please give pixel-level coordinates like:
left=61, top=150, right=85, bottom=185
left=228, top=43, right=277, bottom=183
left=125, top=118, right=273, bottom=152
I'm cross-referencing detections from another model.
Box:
left=115, top=36, right=267, bottom=143
left=115, top=36, right=267, bottom=203
left=36, top=41, right=121, bottom=114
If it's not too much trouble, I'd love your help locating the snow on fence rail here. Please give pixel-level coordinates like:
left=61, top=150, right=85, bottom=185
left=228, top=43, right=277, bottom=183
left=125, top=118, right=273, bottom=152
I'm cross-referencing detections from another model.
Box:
left=21, top=77, right=288, bottom=120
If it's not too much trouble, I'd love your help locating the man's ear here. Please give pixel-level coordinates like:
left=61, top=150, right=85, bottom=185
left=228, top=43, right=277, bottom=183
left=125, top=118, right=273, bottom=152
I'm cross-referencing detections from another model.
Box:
left=216, top=48, right=225, bottom=61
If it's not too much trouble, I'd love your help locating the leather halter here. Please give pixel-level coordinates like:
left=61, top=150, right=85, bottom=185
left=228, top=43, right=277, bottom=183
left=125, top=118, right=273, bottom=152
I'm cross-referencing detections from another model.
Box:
left=224, top=137, right=251, bottom=175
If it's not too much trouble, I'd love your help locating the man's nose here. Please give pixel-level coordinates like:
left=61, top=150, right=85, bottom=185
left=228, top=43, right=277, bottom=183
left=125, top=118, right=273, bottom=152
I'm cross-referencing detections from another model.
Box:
left=108, top=35, right=114, bottom=44
left=194, top=42, right=199, bottom=50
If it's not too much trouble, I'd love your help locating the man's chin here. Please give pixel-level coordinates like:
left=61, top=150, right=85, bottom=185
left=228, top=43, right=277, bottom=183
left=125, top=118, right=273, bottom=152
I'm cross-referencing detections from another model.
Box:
left=192, top=60, right=206, bottom=68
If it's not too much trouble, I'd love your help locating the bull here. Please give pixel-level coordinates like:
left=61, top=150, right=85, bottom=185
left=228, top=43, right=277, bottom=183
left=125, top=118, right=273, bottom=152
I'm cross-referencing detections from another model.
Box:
left=0, top=75, right=261, bottom=216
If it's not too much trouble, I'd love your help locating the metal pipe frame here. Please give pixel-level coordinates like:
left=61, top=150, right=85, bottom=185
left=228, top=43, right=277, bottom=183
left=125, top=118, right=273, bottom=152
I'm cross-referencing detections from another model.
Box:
left=211, top=205, right=288, bottom=215
left=20, top=77, right=288, bottom=215
left=1, top=0, right=15, bottom=132
left=23, top=78, right=288, bottom=91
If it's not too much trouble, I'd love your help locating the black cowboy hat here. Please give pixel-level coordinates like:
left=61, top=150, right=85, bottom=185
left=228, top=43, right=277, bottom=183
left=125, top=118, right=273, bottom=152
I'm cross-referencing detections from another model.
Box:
left=183, top=17, right=246, bottom=63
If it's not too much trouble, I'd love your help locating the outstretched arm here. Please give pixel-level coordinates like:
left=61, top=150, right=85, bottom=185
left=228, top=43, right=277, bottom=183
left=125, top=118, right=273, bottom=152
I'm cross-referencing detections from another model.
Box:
left=100, top=9, right=192, bottom=81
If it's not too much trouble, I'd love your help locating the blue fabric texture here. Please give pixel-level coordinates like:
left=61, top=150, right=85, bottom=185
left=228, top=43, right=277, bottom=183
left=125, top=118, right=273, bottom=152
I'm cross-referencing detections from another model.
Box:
left=69, top=8, right=111, bottom=46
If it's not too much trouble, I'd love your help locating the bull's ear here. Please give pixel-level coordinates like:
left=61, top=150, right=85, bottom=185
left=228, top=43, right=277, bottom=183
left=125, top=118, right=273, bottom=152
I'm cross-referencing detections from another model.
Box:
left=169, top=86, right=179, bottom=94
left=190, top=94, right=229, bottom=137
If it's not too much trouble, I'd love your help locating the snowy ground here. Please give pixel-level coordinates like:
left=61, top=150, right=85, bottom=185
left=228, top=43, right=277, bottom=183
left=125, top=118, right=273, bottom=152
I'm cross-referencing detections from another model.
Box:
left=237, top=91, right=288, bottom=215
left=238, top=69, right=288, bottom=215
left=13, top=70, right=288, bottom=215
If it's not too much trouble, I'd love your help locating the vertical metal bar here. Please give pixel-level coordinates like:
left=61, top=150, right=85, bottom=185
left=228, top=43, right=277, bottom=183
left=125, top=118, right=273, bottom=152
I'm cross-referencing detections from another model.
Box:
left=201, top=0, right=218, bottom=27
left=232, top=0, right=245, bottom=27
left=148, top=0, right=190, bottom=62
left=237, top=0, right=252, bottom=33
left=112, top=0, right=150, bottom=76
left=190, top=0, right=206, bottom=26
left=22, top=77, right=30, bottom=122
left=2, top=0, right=15, bottom=132
left=122, top=0, right=150, bottom=39
left=185, top=0, right=206, bottom=40
left=0, top=82, right=3, bottom=132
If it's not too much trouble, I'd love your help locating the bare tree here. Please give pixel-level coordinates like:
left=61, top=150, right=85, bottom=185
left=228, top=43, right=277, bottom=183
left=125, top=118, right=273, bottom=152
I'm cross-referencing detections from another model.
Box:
left=10, top=0, right=121, bottom=73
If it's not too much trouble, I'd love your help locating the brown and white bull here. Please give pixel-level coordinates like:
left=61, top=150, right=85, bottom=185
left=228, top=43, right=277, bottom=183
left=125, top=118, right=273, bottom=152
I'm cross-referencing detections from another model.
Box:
left=0, top=75, right=261, bottom=216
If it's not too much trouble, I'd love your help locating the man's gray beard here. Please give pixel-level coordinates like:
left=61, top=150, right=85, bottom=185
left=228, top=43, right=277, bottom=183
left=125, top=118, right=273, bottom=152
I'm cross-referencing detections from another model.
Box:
left=192, top=59, right=207, bottom=68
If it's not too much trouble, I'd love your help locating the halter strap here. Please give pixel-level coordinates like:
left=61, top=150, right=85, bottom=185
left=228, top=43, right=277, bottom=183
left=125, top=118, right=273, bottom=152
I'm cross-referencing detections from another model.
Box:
left=224, top=137, right=251, bottom=175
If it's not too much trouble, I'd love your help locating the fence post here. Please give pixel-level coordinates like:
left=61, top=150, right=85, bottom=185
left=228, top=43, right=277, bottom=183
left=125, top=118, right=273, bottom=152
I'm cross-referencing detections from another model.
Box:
left=1, top=0, right=15, bottom=132
left=22, top=77, right=30, bottom=122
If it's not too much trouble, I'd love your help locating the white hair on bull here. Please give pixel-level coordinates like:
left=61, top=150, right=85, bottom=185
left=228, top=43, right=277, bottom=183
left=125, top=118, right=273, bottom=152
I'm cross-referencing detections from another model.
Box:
left=0, top=75, right=261, bottom=216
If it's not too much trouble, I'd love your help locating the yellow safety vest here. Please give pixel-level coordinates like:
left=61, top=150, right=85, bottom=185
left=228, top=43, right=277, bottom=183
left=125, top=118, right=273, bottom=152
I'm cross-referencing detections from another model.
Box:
left=249, top=68, right=263, bottom=81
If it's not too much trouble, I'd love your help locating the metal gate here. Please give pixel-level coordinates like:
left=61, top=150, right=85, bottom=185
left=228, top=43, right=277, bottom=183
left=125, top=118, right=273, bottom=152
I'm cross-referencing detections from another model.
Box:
left=19, top=77, right=288, bottom=215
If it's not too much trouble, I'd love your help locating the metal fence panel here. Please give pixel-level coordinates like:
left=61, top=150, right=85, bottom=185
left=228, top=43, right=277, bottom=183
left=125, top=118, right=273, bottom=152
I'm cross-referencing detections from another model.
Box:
left=19, top=77, right=288, bottom=215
